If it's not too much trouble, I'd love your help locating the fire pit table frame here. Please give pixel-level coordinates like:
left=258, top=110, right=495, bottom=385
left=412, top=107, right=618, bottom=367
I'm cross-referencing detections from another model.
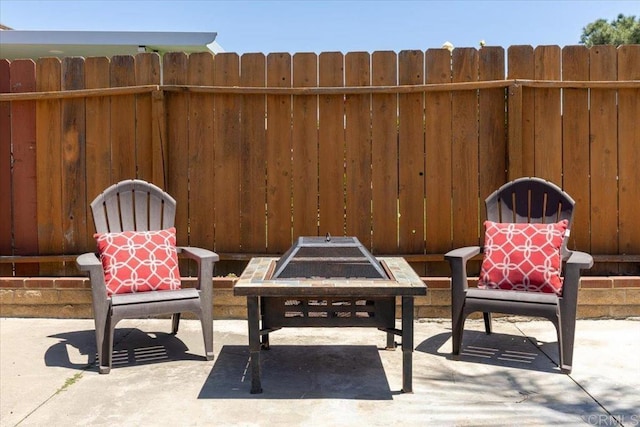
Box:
left=233, top=256, right=427, bottom=394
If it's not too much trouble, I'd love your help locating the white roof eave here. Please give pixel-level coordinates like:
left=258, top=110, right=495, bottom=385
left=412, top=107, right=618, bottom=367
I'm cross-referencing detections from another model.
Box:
left=0, top=30, right=219, bottom=60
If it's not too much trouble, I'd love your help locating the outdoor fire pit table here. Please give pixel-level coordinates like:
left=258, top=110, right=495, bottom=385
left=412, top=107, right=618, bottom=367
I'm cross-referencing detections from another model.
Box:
left=233, top=236, right=427, bottom=394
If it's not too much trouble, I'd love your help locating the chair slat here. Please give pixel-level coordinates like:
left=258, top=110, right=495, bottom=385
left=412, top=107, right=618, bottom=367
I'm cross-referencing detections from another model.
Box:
left=118, top=187, right=136, bottom=231
left=134, top=188, right=150, bottom=231
left=104, top=195, right=122, bottom=232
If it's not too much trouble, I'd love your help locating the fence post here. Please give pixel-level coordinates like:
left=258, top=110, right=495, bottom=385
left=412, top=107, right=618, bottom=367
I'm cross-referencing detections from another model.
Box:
left=507, top=82, right=523, bottom=180
left=151, top=89, right=167, bottom=188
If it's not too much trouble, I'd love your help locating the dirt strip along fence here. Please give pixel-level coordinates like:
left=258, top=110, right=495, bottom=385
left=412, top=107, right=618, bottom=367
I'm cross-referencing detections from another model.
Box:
left=1, top=44, right=639, bottom=278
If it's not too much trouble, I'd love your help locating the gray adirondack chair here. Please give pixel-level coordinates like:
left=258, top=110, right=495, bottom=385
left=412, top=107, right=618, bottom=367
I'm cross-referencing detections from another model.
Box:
left=77, top=179, right=219, bottom=374
left=445, top=177, right=593, bottom=373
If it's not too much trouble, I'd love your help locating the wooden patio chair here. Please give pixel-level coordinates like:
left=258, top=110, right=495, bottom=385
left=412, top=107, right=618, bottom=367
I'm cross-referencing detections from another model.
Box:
left=445, top=177, right=593, bottom=373
left=77, top=179, right=219, bottom=373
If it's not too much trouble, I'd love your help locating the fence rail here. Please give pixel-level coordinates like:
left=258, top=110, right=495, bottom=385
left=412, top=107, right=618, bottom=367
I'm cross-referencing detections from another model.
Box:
left=1, top=45, right=639, bottom=277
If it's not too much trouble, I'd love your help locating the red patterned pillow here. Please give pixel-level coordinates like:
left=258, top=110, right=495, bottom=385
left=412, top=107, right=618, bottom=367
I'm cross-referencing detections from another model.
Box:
left=95, top=227, right=181, bottom=296
left=478, top=220, right=569, bottom=295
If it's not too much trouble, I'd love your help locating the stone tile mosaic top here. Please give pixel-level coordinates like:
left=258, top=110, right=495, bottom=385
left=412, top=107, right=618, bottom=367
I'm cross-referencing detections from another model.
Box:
left=234, top=257, right=427, bottom=297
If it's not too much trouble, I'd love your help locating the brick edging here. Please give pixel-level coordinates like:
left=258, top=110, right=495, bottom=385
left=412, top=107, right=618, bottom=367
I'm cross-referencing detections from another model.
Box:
left=1, top=276, right=639, bottom=319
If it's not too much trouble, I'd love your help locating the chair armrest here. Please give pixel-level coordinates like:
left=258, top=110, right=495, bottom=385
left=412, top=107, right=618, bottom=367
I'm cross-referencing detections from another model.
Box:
left=76, top=252, right=109, bottom=303
left=178, top=247, right=220, bottom=263
left=76, top=252, right=102, bottom=270
left=445, top=246, right=481, bottom=263
left=445, top=246, right=481, bottom=293
left=177, top=247, right=219, bottom=292
left=565, top=250, right=594, bottom=270
left=560, top=250, right=593, bottom=306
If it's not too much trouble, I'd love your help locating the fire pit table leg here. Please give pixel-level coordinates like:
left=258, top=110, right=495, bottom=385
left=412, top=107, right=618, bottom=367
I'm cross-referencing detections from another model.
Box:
left=247, top=296, right=263, bottom=394
left=401, top=296, right=414, bottom=393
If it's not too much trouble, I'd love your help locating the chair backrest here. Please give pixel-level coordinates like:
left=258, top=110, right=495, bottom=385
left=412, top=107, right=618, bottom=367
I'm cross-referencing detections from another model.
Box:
left=485, top=177, right=575, bottom=256
left=90, top=179, right=177, bottom=233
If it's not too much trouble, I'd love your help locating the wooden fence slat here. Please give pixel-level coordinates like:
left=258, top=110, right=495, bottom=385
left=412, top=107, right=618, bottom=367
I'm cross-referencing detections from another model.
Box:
left=533, top=46, right=562, bottom=184
left=266, top=53, right=292, bottom=253
left=110, top=55, right=136, bottom=182
left=292, top=52, right=319, bottom=240
left=561, top=45, right=591, bottom=253
left=507, top=45, right=535, bottom=178
left=10, top=60, right=39, bottom=276
left=398, top=50, right=425, bottom=254
left=61, top=57, right=87, bottom=263
left=318, top=52, right=345, bottom=238
left=213, top=53, right=242, bottom=252
left=134, top=53, right=160, bottom=183
left=424, top=49, right=453, bottom=254
left=0, top=60, right=12, bottom=274
left=163, top=53, right=190, bottom=247
left=371, top=51, right=398, bottom=254
left=84, top=57, right=112, bottom=246
left=187, top=52, right=215, bottom=251
left=241, top=53, right=268, bottom=252
left=451, top=48, right=479, bottom=248
left=345, top=51, right=372, bottom=246
left=35, top=58, right=64, bottom=275
left=617, top=45, right=640, bottom=275
left=478, top=46, right=506, bottom=214
left=589, top=45, right=619, bottom=268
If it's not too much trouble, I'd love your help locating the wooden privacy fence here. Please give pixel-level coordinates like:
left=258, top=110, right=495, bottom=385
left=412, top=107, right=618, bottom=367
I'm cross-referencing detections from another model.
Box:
left=1, top=44, right=639, bottom=278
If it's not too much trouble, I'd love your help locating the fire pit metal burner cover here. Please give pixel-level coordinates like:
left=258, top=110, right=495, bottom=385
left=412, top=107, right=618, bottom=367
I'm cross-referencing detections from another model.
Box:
left=271, top=235, right=388, bottom=280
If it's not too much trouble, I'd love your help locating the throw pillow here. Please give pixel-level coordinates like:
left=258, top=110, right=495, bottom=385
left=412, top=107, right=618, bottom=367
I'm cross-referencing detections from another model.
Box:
left=478, top=219, right=568, bottom=295
left=95, top=227, right=181, bottom=296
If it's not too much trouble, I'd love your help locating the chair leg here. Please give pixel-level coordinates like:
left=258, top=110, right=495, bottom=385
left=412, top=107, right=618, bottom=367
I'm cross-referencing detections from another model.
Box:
left=483, top=312, right=493, bottom=334
left=558, top=314, right=575, bottom=374
left=386, top=331, right=396, bottom=350
left=452, top=309, right=466, bottom=356
left=171, top=313, right=181, bottom=334
left=101, top=322, right=115, bottom=374
left=95, top=311, right=112, bottom=374
left=200, top=311, right=214, bottom=361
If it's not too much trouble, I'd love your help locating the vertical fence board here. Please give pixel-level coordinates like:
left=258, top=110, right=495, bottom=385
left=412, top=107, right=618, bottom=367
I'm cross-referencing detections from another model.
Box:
left=292, top=53, right=319, bottom=240
left=187, top=52, right=215, bottom=251
left=85, top=57, right=111, bottom=246
left=134, top=53, right=160, bottom=183
left=478, top=47, right=506, bottom=212
left=507, top=46, right=535, bottom=178
left=398, top=50, right=425, bottom=253
left=318, top=52, right=345, bottom=237
left=213, top=53, right=242, bottom=252
left=0, top=60, right=12, bottom=274
left=241, top=53, right=268, bottom=252
left=589, top=45, right=618, bottom=270
left=163, top=53, right=190, bottom=246
left=371, top=51, right=398, bottom=254
left=265, top=53, right=292, bottom=252
left=61, top=57, right=87, bottom=261
left=451, top=48, right=479, bottom=248
left=424, top=48, right=453, bottom=276
left=35, top=58, right=64, bottom=274
left=533, top=46, right=562, bottom=184
left=561, top=46, right=591, bottom=252
left=345, top=52, right=372, bottom=246
left=10, top=60, right=39, bottom=275
left=617, top=45, right=640, bottom=274
left=110, top=56, right=136, bottom=182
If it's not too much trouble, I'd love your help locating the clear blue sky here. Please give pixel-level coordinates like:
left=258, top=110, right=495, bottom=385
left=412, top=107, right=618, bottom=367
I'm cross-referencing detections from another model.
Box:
left=1, top=0, right=638, bottom=54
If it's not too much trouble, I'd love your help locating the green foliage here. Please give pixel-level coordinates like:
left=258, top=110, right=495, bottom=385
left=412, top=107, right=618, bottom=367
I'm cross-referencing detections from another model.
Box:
left=580, top=14, right=640, bottom=47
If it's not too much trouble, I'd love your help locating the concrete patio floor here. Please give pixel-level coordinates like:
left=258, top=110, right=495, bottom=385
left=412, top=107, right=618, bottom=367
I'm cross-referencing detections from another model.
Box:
left=1, top=317, right=638, bottom=426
